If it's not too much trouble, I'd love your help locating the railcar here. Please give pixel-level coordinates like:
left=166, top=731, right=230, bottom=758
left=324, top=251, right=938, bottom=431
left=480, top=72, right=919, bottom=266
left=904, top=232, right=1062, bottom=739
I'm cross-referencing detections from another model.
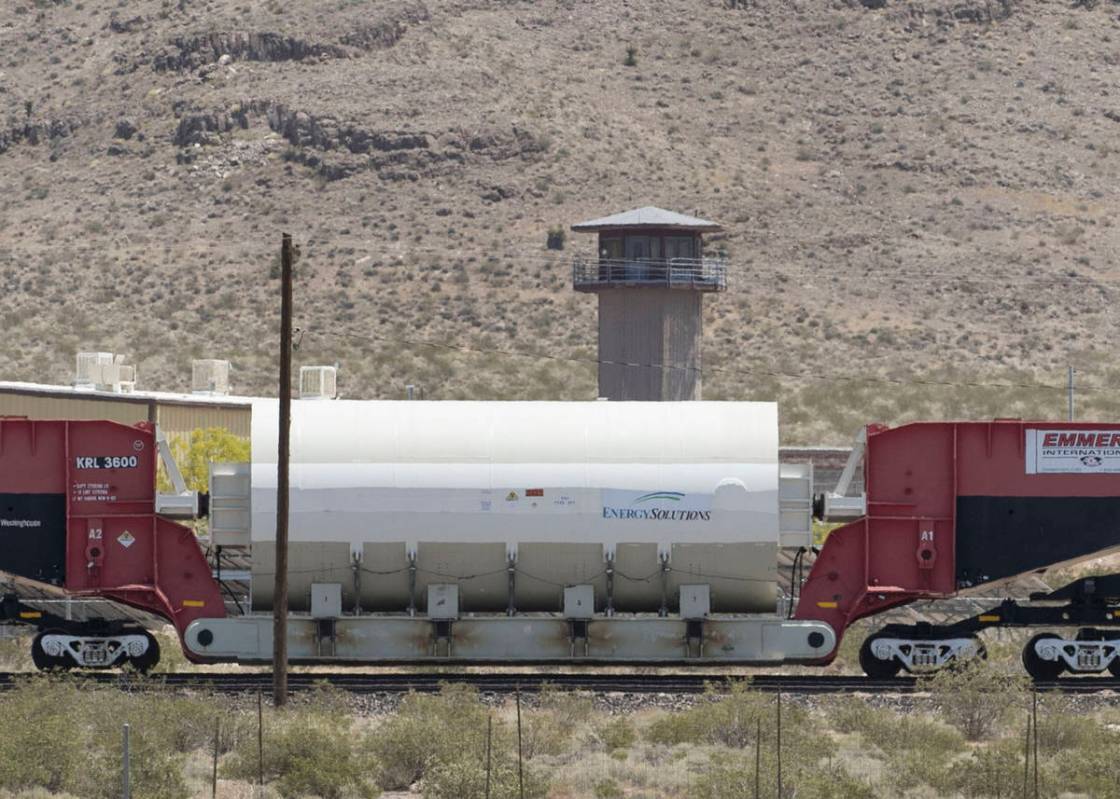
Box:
left=2, top=404, right=1119, bottom=679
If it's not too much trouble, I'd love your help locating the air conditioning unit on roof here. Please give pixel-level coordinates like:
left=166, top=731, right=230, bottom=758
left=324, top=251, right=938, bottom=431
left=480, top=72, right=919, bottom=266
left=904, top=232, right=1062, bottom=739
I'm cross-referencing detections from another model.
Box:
left=75, top=352, right=114, bottom=389
left=299, top=365, right=338, bottom=400
left=192, top=359, right=231, bottom=396
left=75, top=352, right=136, bottom=393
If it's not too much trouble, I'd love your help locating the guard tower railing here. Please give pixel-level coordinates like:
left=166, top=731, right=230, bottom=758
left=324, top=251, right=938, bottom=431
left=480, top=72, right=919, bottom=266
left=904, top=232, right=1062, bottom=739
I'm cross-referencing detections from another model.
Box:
left=572, top=256, right=728, bottom=292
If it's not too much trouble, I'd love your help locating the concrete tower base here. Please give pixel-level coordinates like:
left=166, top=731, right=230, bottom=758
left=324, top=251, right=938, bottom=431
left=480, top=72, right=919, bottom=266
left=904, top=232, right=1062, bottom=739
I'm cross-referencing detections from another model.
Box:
left=597, top=288, right=702, bottom=401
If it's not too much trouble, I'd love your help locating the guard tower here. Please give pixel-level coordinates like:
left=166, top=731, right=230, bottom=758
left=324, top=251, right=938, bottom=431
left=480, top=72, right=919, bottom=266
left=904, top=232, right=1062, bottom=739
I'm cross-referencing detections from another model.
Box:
left=571, top=206, right=727, bottom=401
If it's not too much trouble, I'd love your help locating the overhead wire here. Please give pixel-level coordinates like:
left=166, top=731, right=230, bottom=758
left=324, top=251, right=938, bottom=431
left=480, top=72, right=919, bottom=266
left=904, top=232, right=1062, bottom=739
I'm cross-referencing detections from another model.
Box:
left=342, top=242, right=1120, bottom=288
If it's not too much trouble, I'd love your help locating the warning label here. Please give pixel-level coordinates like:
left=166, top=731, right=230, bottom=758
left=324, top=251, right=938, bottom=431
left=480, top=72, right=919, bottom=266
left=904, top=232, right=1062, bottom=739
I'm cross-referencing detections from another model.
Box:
left=71, top=483, right=116, bottom=503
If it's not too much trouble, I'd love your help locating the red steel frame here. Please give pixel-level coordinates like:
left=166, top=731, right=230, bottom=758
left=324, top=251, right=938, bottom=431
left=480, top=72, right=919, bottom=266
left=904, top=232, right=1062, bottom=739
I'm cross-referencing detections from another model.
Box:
left=795, top=420, right=1120, bottom=660
left=0, top=417, right=224, bottom=644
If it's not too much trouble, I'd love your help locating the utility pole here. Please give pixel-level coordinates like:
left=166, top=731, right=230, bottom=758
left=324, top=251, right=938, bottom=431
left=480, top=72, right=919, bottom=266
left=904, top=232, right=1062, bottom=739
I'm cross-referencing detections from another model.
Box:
left=273, top=232, right=294, bottom=707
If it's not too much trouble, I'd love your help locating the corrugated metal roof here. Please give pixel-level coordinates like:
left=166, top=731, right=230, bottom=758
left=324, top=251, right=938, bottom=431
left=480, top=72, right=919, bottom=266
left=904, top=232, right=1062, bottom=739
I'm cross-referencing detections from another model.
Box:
left=571, top=206, right=722, bottom=232
left=0, top=380, right=257, bottom=408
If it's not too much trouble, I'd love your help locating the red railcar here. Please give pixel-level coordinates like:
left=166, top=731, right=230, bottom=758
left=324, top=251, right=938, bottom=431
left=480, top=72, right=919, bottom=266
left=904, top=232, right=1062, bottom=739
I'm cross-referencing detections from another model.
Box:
left=0, top=417, right=222, bottom=668
left=797, top=420, right=1120, bottom=677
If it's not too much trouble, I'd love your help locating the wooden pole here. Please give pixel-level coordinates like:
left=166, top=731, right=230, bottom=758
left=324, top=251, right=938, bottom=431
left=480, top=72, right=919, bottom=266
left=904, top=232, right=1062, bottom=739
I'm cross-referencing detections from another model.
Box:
left=273, top=232, right=293, bottom=707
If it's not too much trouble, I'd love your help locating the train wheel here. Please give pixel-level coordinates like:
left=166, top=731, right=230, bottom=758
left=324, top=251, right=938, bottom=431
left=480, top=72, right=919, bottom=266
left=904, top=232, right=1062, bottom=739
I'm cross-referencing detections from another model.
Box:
left=859, top=634, right=902, bottom=678
left=127, top=631, right=161, bottom=673
left=1022, top=633, right=1064, bottom=681
left=1110, top=658, right=1120, bottom=678
left=30, top=632, right=71, bottom=671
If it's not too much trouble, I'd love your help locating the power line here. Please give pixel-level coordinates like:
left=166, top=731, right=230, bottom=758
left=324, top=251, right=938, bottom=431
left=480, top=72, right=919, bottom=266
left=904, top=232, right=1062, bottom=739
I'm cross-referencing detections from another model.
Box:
left=360, top=248, right=1097, bottom=281
left=342, top=245, right=1120, bottom=290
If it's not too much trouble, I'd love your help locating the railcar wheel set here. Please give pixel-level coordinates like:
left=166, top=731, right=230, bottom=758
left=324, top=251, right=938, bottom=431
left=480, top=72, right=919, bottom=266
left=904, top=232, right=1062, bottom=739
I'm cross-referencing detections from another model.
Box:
left=2, top=405, right=1119, bottom=679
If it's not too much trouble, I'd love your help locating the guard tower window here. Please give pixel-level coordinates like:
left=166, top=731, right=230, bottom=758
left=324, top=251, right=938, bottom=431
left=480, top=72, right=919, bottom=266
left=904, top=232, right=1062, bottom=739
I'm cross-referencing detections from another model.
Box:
left=601, top=238, right=623, bottom=259
left=666, top=236, right=695, bottom=260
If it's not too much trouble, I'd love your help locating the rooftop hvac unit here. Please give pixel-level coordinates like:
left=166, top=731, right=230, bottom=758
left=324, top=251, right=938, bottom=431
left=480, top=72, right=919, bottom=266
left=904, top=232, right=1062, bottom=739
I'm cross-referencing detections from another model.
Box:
left=299, top=365, right=337, bottom=400
left=192, top=359, right=231, bottom=396
left=75, top=352, right=136, bottom=393
left=75, top=352, right=114, bottom=389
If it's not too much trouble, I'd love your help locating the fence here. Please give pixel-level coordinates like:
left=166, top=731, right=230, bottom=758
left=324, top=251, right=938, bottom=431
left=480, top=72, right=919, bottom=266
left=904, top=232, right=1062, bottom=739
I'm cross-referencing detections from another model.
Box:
left=0, top=672, right=1093, bottom=799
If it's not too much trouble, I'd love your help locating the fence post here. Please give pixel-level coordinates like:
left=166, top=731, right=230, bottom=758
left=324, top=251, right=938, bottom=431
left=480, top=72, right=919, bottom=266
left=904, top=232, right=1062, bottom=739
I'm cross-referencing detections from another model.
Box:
left=122, top=723, right=131, bottom=799
left=212, top=716, right=220, bottom=799
left=776, top=689, right=782, bottom=799
left=1032, top=690, right=1039, bottom=799
left=754, top=716, right=761, bottom=799
left=516, top=686, right=525, bottom=799
left=257, top=687, right=264, bottom=794
left=485, top=713, right=492, bottom=799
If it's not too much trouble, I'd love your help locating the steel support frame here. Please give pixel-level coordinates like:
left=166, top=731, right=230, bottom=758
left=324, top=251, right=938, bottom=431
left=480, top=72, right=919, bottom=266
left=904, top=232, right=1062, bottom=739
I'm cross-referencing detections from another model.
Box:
left=182, top=614, right=837, bottom=665
left=873, top=575, right=1120, bottom=641
left=1, top=592, right=135, bottom=637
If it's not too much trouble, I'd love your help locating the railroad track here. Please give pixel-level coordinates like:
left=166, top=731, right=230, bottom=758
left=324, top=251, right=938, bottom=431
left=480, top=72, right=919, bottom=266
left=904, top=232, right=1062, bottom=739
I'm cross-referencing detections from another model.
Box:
left=0, top=671, right=1118, bottom=695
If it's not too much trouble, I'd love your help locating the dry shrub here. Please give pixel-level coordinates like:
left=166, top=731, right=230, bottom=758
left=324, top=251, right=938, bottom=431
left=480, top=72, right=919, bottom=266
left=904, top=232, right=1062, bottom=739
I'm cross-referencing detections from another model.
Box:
left=689, top=750, right=872, bottom=799
left=370, top=684, right=490, bottom=790
left=921, top=659, right=1029, bottom=741
left=595, top=716, right=636, bottom=753
left=0, top=676, right=190, bottom=799
left=369, top=684, right=550, bottom=799
left=647, top=682, right=797, bottom=749
left=222, top=692, right=376, bottom=799
left=521, top=685, right=593, bottom=757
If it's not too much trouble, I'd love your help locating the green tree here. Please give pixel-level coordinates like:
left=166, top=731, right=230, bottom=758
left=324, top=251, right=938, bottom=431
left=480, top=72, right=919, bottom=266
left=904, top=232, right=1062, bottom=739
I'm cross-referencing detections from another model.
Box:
left=158, top=427, right=250, bottom=494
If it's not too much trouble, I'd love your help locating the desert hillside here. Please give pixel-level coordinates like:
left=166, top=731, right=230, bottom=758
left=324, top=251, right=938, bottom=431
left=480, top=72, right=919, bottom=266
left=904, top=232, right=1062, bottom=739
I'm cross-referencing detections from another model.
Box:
left=2, top=0, right=1118, bottom=442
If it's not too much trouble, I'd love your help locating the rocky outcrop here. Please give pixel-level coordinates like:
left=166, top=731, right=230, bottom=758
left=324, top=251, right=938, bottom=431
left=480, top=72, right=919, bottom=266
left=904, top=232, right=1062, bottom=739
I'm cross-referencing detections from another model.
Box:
left=114, top=118, right=139, bottom=140
left=108, top=14, right=147, bottom=34
left=265, top=103, right=431, bottom=154
left=154, top=33, right=347, bottom=71
left=0, top=116, right=81, bottom=155
left=152, top=4, right=428, bottom=71
left=851, top=0, right=1017, bottom=25
left=173, top=101, right=265, bottom=147
left=173, top=99, right=549, bottom=182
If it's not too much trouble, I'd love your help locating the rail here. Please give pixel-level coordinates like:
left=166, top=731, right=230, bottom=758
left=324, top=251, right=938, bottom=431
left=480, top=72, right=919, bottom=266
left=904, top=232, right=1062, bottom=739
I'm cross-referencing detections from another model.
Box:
left=572, top=256, right=728, bottom=291
left=2, top=671, right=1117, bottom=694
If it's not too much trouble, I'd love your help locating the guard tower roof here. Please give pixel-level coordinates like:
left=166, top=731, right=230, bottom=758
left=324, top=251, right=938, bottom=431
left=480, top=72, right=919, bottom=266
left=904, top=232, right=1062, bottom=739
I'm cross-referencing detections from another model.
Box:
left=571, top=206, right=722, bottom=233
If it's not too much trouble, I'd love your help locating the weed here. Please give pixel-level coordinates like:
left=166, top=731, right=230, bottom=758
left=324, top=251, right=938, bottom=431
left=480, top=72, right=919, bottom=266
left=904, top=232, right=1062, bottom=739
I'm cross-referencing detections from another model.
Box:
left=596, top=717, right=636, bottom=752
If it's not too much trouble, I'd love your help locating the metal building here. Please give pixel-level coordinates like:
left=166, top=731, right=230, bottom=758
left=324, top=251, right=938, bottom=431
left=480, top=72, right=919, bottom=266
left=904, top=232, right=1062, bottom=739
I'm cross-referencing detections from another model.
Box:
left=0, top=382, right=252, bottom=440
left=571, top=207, right=727, bottom=401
